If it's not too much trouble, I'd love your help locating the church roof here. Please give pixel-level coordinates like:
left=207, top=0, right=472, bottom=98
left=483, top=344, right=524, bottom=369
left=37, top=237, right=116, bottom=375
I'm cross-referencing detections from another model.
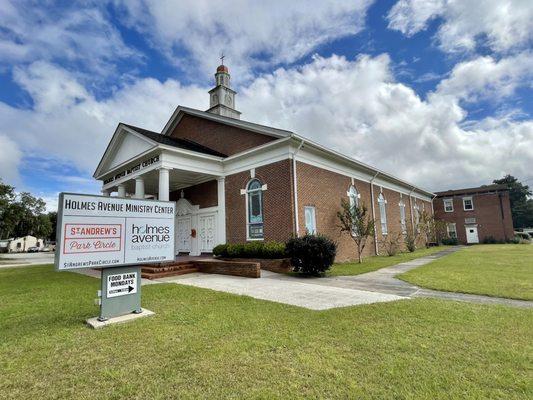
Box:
left=123, top=124, right=228, bottom=158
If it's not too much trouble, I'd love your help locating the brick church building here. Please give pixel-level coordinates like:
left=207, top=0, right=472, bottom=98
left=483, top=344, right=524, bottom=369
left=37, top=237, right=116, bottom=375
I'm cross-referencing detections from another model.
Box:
left=94, top=64, right=434, bottom=261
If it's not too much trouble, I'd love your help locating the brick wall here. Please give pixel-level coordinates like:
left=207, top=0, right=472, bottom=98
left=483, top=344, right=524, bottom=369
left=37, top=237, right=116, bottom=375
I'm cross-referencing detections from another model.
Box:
left=296, top=162, right=432, bottom=261
left=434, top=191, right=514, bottom=243
left=169, top=180, right=218, bottom=209
left=295, top=162, right=377, bottom=262
left=169, top=114, right=275, bottom=156
left=225, top=159, right=294, bottom=243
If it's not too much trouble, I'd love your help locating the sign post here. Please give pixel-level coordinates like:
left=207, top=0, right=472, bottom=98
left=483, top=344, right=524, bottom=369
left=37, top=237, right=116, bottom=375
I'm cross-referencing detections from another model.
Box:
left=55, top=193, right=175, bottom=326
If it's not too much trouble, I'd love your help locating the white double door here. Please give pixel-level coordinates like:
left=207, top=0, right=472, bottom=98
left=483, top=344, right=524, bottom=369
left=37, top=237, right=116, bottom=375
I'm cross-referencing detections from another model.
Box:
left=175, top=211, right=217, bottom=255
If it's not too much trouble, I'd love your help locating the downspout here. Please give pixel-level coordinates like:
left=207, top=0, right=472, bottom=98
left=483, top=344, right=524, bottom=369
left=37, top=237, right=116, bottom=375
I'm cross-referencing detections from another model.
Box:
left=408, top=187, right=415, bottom=231
left=370, top=172, right=380, bottom=255
left=292, top=138, right=305, bottom=237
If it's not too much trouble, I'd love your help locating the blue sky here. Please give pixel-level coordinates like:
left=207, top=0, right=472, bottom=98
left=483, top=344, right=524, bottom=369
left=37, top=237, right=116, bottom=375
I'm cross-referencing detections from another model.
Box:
left=0, top=0, right=532, bottom=210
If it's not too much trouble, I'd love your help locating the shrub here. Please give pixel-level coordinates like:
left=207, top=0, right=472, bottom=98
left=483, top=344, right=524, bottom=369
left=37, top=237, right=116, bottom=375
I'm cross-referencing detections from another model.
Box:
left=212, top=242, right=286, bottom=259
left=286, top=234, right=337, bottom=276
left=514, top=231, right=532, bottom=241
left=404, top=227, right=417, bottom=252
left=380, top=231, right=402, bottom=256
left=442, top=237, right=459, bottom=245
left=507, top=236, right=520, bottom=244
left=482, top=235, right=501, bottom=244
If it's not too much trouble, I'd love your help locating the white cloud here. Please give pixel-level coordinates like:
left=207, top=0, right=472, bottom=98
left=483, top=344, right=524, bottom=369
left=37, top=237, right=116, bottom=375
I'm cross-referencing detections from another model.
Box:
left=113, top=0, right=374, bottom=81
left=238, top=54, right=533, bottom=190
left=387, top=0, right=533, bottom=53
left=1, top=53, right=532, bottom=198
left=434, top=52, right=533, bottom=103
left=0, top=134, right=22, bottom=184
left=0, top=1, right=139, bottom=76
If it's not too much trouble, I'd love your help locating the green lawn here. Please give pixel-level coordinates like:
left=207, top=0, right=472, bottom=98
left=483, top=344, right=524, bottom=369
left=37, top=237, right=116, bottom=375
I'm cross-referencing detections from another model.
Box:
left=399, top=244, right=533, bottom=301
left=1, top=265, right=532, bottom=399
left=329, top=245, right=450, bottom=277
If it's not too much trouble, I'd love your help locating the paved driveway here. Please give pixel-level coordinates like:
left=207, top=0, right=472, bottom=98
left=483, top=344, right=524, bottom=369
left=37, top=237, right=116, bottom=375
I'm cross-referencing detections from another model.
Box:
left=0, top=252, right=55, bottom=268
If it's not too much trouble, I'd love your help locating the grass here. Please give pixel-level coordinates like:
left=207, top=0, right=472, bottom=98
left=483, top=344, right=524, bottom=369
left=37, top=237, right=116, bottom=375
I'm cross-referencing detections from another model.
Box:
left=400, top=244, right=533, bottom=301
left=329, top=245, right=450, bottom=277
left=1, top=265, right=532, bottom=399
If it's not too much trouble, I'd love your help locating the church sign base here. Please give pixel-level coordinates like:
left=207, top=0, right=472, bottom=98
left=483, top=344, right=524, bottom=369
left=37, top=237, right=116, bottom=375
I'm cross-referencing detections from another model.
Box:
left=99, top=266, right=142, bottom=320
left=87, top=308, right=155, bottom=329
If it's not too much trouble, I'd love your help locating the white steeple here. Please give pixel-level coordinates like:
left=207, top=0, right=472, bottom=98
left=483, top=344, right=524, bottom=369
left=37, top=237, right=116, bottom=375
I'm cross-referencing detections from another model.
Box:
left=206, top=57, right=241, bottom=119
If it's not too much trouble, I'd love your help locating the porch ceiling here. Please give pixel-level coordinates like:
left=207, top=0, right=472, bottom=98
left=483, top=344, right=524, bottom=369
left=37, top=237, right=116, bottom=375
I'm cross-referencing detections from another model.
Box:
left=118, top=168, right=216, bottom=195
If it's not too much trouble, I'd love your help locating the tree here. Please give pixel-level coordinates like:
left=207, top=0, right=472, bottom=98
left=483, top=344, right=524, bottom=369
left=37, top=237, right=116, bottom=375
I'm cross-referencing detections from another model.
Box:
left=337, top=199, right=375, bottom=263
left=0, top=180, right=16, bottom=238
left=47, top=211, right=58, bottom=241
left=493, top=175, right=532, bottom=228
left=0, top=179, right=52, bottom=240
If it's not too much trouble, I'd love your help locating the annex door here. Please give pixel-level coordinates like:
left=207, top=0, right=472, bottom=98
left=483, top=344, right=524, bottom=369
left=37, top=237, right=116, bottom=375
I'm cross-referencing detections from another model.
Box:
left=199, top=213, right=217, bottom=253
left=465, top=225, right=479, bottom=244
left=176, top=216, right=192, bottom=253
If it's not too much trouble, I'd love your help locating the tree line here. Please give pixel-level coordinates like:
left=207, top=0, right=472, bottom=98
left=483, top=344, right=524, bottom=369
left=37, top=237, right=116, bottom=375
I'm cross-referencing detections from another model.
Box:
left=0, top=179, right=57, bottom=241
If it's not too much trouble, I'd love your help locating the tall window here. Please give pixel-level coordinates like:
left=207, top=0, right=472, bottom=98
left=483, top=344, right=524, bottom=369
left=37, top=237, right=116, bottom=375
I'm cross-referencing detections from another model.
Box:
left=378, top=193, right=387, bottom=235
left=247, top=179, right=264, bottom=239
left=348, top=185, right=359, bottom=209
left=399, top=199, right=407, bottom=233
left=413, top=201, right=420, bottom=231
left=463, top=196, right=474, bottom=211
left=447, top=223, right=457, bottom=239
left=304, top=206, right=317, bottom=234
left=443, top=198, right=454, bottom=212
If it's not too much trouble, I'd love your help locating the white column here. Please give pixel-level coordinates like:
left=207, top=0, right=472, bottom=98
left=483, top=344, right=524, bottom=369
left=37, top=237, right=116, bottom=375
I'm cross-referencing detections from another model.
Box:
left=134, top=177, right=145, bottom=199
left=117, top=184, right=126, bottom=198
left=217, top=176, right=226, bottom=244
left=101, top=189, right=111, bottom=197
left=158, top=168, right=170, bottom=201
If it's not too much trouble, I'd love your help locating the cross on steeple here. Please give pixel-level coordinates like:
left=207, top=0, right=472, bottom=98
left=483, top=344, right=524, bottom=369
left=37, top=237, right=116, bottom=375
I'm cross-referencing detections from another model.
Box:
left=220, top=52, right=225, bottom=65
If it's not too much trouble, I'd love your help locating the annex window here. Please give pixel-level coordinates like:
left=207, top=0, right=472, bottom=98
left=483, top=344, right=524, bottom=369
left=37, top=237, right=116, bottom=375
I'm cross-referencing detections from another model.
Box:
left=348, top=185, right=360, bottom=209
left=247, top=179, right=264, bottom=240
left=304, top=206, right=317, bottom=235
left=443, top=198, right=454, bottom=212
left=447, top=223, right=457, bottom=239
left=378, top=193, right=387, bottom=235
left=463, top=196, right=474, bottom=211
left=399, top=199, right=407, bottom=233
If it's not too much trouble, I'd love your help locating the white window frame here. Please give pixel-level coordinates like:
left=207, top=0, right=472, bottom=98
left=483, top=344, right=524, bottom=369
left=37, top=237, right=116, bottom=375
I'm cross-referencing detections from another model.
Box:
left=347, top=185, right=360, bottom=209
left=378, top=193, right=387, bottom=235
left=413, top=201, right=420, bottom=232
left=304, top=206, right=317, bottom=235
left=447, top=223, right=457, bottom=239
left=443, top=198, right=454, bottom=212
left=463, top=196, right=474, bottom=211
left=399, top=200, right=407, bottom=233
left=246, top=179, right=264, bottom=241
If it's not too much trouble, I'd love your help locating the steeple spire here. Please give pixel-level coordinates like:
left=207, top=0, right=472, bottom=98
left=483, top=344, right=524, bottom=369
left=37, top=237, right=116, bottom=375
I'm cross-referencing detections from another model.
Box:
left=206, top=60, right=241, bottom=119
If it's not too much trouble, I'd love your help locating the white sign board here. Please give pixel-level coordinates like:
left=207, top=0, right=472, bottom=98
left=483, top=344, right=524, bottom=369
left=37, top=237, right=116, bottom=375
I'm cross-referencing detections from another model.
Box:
left=107, top=271, right=138, bottom=298
left=55, top=193, right=176, bottom=270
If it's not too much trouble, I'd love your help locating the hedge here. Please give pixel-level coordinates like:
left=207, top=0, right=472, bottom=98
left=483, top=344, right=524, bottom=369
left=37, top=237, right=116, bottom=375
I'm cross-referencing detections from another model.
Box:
left=213, top=242, right=286, bottom=259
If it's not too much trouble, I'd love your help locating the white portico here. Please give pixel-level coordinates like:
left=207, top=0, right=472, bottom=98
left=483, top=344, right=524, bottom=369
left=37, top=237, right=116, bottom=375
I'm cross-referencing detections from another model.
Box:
left=93, top=123, right=227, bottom=255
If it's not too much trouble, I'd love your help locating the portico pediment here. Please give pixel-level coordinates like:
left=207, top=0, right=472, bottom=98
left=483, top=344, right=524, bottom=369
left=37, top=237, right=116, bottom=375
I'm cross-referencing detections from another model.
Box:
left=94, top=125, right=157, bottom=178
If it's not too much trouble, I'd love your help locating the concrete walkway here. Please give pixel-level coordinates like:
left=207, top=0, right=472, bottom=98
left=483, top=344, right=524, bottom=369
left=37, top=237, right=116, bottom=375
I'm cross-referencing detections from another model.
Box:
left=160, top=271, right=407, bottom=310
left=274, top=247, right=533, bottom=309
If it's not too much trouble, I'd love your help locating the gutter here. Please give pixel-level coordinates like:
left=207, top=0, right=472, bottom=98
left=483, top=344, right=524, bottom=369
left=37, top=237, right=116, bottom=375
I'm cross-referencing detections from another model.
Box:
left=370, top=172, right=380, bottom=255
left=292, top=137, right=305, bottom=237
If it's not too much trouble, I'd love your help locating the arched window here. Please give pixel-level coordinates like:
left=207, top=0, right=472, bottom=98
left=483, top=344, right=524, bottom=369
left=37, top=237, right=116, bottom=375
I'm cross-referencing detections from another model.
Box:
left=378, top=193, right=388, bottom=235
left=348, top=185, right=359, bottom=209
left=413, top=201, right=420, bottom=231
left=247, top=179, right=264, bottom=239
left=399, top=199, right=407, bottom=233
